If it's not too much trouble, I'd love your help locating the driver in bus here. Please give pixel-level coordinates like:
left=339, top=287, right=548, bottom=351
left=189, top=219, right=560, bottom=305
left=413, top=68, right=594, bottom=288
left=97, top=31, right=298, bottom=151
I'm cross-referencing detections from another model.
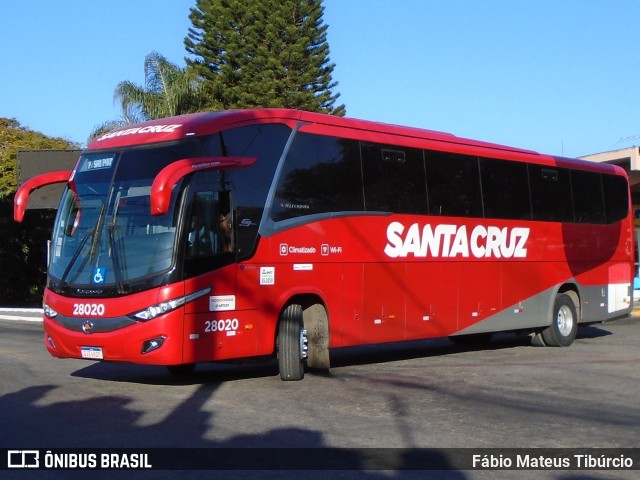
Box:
left=218, top=212, right=232, bottom=253
left=187, top=214, right=215, bottom=256
left=188, top=211, right=232, bottom=255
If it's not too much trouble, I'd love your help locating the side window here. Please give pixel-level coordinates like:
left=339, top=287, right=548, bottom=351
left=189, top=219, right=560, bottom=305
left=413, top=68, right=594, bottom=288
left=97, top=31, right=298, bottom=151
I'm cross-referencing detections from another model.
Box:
left=183, top=187, right=233, bottom=278
left=361, top=143, right=427, bottom=214
left=529, top=165, right=574, bottom=222
left=480, top=157, right=531, bottom=220
left=602, top=173, right=629, bottom=224
left=271, top=133, right=364, bottom=222
left=425, top=151, right=482, bottom=217
left=205, top=123, right=291, bottom=257
left=186, top=192, right=218, bottom=257
left=571, top=170, right=606, bottom=224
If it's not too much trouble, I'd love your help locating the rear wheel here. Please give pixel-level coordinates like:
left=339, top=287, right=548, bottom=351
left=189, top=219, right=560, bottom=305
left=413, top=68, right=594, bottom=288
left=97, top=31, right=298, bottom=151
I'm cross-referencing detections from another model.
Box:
left=278, top=304, right=308, bottom=381
left=536, top=294, right=578, bottom=347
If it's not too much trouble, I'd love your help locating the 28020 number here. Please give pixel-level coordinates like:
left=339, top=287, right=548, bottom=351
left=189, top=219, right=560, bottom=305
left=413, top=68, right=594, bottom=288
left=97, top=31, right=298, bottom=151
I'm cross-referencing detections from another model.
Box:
left=205, top=318, right=239, bottom=333
left=73, top=303, right=105, bottom=316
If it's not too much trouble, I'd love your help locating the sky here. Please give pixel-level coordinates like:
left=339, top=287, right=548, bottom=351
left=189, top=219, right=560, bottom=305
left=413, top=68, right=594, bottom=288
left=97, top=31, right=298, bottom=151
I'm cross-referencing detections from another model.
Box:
left=2, top=0, right=640, bottom=159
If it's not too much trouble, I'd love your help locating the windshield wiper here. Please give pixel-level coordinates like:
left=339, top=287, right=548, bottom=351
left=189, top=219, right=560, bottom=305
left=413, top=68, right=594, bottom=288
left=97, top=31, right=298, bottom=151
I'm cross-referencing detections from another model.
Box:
left=59, top=228, right=94, bottom=290
left=107, top=224, right=128, bottom=294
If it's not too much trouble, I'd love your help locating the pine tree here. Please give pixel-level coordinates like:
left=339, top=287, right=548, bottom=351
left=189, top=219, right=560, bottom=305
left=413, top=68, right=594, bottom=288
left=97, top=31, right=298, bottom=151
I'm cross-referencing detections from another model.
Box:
left=184, top=0, right=345, bottom=115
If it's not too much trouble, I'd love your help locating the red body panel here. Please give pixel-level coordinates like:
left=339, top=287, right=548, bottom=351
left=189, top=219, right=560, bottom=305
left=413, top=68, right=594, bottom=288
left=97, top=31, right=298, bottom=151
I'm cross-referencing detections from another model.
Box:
left=33, top=109, right=632, bottom=367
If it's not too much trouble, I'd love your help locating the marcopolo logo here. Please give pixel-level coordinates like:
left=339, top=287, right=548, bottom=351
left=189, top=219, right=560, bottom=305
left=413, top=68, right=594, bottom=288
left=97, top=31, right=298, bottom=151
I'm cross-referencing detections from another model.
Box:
left=384, top=222, right=530, bottom=259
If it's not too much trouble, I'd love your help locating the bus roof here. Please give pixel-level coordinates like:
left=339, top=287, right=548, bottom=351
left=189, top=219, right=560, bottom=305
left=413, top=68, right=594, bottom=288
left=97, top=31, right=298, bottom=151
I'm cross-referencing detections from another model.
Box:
left=87, top=109, right=626, bottom=177
left=87, top=108, right=520, bottom=152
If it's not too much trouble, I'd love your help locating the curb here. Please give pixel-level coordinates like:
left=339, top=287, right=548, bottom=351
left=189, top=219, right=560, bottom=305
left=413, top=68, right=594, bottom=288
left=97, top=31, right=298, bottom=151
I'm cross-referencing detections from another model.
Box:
left=0, top=308, right=44, bottom=322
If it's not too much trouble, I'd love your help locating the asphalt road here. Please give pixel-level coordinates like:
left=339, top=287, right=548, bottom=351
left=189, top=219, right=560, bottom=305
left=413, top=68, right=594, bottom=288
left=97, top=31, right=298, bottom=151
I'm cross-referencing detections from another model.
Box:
left=0, top=315, right=639, bottom=480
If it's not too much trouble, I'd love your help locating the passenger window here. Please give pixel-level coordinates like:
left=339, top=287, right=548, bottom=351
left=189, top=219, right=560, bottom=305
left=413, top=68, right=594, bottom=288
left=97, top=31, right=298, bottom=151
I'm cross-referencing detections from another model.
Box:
left=602, top=174, right=629, bottom=223
left=361, top=143, right=427, bottom=214
left=571, top=170, right=606, bottom=224
left=425, top=151, right=482, bottom=218
left=271, top=133, right=364, bottom=221
left=480, top=157, right=531, bottom=220
left=529, top=165, right=574, bottom=222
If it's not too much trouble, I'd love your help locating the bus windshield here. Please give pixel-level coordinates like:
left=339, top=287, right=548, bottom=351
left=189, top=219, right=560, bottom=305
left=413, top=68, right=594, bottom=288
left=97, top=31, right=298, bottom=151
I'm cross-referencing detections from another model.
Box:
left=49, top=139, right=203, bottom=293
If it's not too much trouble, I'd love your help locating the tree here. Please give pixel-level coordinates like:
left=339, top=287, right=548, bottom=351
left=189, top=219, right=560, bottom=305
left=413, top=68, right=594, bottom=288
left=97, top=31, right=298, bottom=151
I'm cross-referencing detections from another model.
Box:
left=0, top=118, right=78, bottom=306
left=184, top=0, right=345, bottom=115
left=0, top=118, right=78, bottom=198
left=90, top=52, right=204, bottom=140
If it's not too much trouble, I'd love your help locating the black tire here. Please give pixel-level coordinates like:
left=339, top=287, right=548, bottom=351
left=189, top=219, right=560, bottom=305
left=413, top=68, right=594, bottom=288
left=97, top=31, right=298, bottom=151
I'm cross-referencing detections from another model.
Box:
left=278, top=304, right=307, bottom=381
left=540, top=294, right=578, bottom=347
left=166, top=363, right=196, bottom=376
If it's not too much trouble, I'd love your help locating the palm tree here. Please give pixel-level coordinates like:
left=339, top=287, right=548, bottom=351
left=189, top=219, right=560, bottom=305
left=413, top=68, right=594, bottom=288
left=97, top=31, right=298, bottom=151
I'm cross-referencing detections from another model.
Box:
left=89, top=52, right=204, bottom=141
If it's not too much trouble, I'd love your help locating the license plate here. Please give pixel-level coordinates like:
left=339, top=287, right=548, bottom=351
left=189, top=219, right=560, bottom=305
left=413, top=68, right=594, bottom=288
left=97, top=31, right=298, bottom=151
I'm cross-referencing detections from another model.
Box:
left=81, top=346, right=104, bottom=360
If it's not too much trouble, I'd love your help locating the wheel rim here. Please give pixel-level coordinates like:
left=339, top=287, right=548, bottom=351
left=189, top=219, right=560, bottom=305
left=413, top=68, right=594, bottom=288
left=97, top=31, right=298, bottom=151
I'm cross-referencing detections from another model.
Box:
left=300, top=329, right=309, bottom=360
left=556, top=305, right=574, bottom=337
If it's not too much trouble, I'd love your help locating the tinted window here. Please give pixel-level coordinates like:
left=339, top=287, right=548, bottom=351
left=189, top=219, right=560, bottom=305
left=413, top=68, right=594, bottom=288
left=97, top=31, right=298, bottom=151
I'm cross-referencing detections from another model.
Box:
left=182, top=186, right=234, bottom=278
left=529, top=165, right=574, bottom=222
left=361, top=143, right=427, bottom=214
left=117, top=140, right=203, bottom=182
left=271, top=133, right=364, bottom=221
left=425, top=151, right=482, bottom=217
left=571, top=170, right=606, bottom=224
left=205, top=123, right=291, bottom=257
left=480, top=157, right=531, bottom=220
left=602, top=174, right=629, bottom=223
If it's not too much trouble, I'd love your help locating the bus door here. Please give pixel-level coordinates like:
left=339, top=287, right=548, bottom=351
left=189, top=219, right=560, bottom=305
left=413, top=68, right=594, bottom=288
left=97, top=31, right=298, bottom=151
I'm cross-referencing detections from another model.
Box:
left=182, top=177, right=237, bottom=362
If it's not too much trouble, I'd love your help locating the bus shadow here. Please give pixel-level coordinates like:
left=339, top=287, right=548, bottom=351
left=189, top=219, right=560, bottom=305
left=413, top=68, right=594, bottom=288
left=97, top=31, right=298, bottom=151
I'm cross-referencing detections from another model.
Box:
left=0, top=384, right=469, bottom=479
left=71, top=332, right=533, bottom=385
left=328, top=333, right=531, bottom=369
left=71, top=324, right=616, bottom=385
left=329, top=323, right=615, bottom=370
left=576, top=324, right=613, bottom=340
left=71, top=358, right=280, bottom=386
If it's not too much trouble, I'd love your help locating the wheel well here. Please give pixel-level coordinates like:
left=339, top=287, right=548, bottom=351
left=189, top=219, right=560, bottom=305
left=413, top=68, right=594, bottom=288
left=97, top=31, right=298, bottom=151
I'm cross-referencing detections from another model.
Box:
left=557, top=284, right=581, bottom=321
left=280, top=294, right=330, bottom=370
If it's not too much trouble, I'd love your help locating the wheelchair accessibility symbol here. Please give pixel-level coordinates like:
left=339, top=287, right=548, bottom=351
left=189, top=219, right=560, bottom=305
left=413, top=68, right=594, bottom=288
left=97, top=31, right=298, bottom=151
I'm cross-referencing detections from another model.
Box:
left=93, top=267, right=106, bottom=284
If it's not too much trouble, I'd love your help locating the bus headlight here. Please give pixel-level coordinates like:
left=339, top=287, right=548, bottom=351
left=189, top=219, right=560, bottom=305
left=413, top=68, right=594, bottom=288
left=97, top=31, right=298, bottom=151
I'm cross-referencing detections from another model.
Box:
left=132, top=298, right=186, bottom=321
left=130, top=287, right=211, bottom=321
left=43, top=303, right=58, bottom=318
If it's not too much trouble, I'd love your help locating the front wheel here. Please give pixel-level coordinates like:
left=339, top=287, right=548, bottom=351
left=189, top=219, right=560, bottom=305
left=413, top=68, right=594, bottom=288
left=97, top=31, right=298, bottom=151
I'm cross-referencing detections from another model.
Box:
left=278, top=304, right=308, bottom=381
left=536, top=294, right=578, bottom=347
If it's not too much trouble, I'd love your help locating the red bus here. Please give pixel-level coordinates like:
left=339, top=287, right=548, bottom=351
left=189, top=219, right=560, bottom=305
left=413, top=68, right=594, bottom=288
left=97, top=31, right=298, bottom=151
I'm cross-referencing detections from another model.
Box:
left=14, top=109, right=634, bottom=380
